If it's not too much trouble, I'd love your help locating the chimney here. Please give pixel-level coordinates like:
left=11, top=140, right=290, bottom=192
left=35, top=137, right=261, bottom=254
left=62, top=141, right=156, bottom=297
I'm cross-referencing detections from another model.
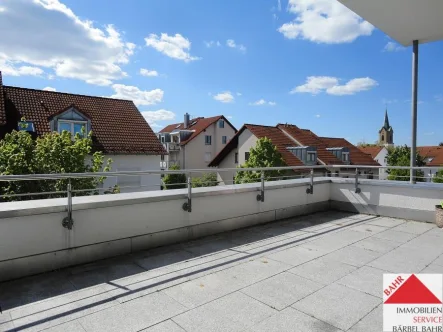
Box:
left=184, top=112, right=190, bottom=129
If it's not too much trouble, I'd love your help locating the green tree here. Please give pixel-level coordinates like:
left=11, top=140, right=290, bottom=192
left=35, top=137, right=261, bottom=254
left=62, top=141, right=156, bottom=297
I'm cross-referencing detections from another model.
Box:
left=162, top=164, right=187, bottom=189
left=192, top=172, right=218, bottom=188
left=386, top=145, right=426, bottom=182
left=439, top=142, right=443, bottom=147
left=235, top=137, right=287, bottom=184
left=433, top=170, right=443, bottom=184
left=0, top=129, right=115, bottom=201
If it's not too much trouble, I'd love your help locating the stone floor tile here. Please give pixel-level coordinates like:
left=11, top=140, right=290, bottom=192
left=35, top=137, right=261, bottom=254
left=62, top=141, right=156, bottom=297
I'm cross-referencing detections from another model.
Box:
left=245, top=307, right=343, bottom=332
left=349, top=224, right=389, bottom=235
left=421, top=263, right=443, bottom=274
left=134, top=250, right=196, bottom=271
left=365, top=217, right=406, bottom=228
left=288, top=257, right=357, bottom=285
left=373, top=229, right=417, bottom=243
left=324, top=245, right=382, bottom=267
left=141, top=320, right=186, bottom=332
left=266, top=245, right=326, bottom=266
left=392, top=221, right=436, bottom=235
left=368, top=246, right=440, bottom=273
left=10, top=286, right=119, bottom=332
left=172, top=292, right=276, bottom=332
left=241, top=272, right=323, bottom=310
left=292, top=283, right=381, bottom=331
left=336, top=266, right=387, bottom=298
left=351, top=237, right=400, bottom=253
left=41, top=320, right=87, bottom=332
left=79, top=292, right=186, bottom=332
left=348, top=305, right=382, bottom=332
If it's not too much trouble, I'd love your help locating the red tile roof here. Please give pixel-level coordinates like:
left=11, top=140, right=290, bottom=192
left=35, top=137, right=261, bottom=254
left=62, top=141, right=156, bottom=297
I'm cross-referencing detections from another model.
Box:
left=320, top=137, right=380, bottom=166
left=159, top=115, right=236, bottom=146
left=277, top=124, right=343, bottom=165
left=244, top=124, right=305, bottom=167
left=358, top=146, right=384, bottom=159
left=417, top=146, right=443, bottom=166
left=1, top=85, right=166, bottom=155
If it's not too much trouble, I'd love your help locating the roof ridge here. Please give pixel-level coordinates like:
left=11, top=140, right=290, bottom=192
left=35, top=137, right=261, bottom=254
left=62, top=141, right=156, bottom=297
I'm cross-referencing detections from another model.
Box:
left=245, top=123, right=277, bottom=128
left=4, top=85, right=135, bottom=103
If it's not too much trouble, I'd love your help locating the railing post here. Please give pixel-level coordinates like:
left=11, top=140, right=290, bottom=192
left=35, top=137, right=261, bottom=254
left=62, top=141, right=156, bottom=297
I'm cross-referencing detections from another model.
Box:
left=182, top=175, right=192, bottom=212
left=62, top=179, right=74, bottom=230
left=256, top=171, right=265, bottom=202
left=355, top=168, right=361, bottom=194
left=306, top=169, right=314, bottom=194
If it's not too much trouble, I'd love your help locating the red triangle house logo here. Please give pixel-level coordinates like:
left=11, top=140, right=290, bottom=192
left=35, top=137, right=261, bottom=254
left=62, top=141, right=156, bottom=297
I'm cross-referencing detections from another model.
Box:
left=384, top=274, right=442, bottom=304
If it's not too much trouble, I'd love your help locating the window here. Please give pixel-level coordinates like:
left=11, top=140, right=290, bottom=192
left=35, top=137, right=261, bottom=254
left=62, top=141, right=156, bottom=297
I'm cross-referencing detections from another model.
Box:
left=205, top=135, right=212, bottom=145
left=307, top=152, right=316, bottom=162
left=381, top=135, right=385, bottom=141
left=222, top=136, right=227, bottom=144
left=204, top=152, right=212, bottom=162
left=219, top=120, right=225, bottom=128
left=235, top=152, right=238, bottom=164
left=58, top=120, right=87, bottom=137
left=342, top=152, right=349, bottom=162
left=161, top=136, right=165, bottom=143
left=245, top=152, right=250, bottom=161
left=161, top=154, right=165, bottom=161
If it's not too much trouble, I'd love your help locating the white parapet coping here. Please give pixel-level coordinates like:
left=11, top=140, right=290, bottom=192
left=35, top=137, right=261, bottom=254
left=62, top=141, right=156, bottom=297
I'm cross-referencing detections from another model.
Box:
left=0, top=177, right=441, bottom=281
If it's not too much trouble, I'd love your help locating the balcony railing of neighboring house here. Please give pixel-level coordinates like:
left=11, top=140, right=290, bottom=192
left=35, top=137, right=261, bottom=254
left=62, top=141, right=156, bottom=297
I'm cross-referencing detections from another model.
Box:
left=160, top=160, right=180, bottom=169
left=0, top=164, right=442, bottom=281
left=167, top=142, right=180, bottom=151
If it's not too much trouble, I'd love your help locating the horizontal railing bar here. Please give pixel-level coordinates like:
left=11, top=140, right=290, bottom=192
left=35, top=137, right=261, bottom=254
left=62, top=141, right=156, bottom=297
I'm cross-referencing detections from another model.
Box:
left=1, top=165, right=442, bottom=182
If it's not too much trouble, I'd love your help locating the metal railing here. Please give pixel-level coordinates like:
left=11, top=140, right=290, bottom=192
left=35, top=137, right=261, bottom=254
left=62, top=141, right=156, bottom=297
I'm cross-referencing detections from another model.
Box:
left=0, top=165, right=442, bottom=230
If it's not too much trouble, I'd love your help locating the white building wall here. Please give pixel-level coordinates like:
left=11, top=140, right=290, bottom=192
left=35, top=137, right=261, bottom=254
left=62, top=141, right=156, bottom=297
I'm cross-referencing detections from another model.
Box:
left=238, top=129, right=258, bottom=165
left=374, top=148, right=388, bottom=180
left=217, top=149, right=237, bottom=185
left=181, top=120, right=236, bottom=170
left=102, top=154, right=161, bottom=192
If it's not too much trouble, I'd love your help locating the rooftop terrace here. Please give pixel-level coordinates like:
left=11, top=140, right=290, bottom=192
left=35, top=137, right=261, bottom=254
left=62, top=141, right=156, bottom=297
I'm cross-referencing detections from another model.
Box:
left=1, top=211, right=442, bottom=332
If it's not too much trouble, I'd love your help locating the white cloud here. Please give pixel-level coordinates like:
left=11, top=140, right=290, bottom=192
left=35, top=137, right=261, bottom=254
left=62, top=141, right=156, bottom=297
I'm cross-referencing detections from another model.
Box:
left=382, top=98, right=398, bottom=105
left=204, top=40, right=221, bottom=48
left=0, top=59, right=44, bottom=76
left=383, top=41, right=405, bottom=52
left=145, top=33, right=200, bottom=62
left=435, top=94, right=443, bottom=102
left=43, top=86, right=56, bottom=92
left=226, top=115, right=233, bottom=119
left=249, top=99, right=276, bottom=106
left=0, top=0, right=135, bottom=85
left=291, top=76, right=378, bottom=96
left=226, top=39, right=246, bottom=53
left=237, top=92, right=242, bottom=96
left=424, top=132, right=434, bottom=136
left=315, top=114, right=321, bottom=118
left=278, top=0, right=373, bottom=44
left=277, top=0, right=282, bottom=11
left=213, top=91, right=234, bottom=103
left=141, top=109, right=175, bottom=128
left=140, top=68, right=158, bottom=77
left=109, top=84, right=164, bottom=106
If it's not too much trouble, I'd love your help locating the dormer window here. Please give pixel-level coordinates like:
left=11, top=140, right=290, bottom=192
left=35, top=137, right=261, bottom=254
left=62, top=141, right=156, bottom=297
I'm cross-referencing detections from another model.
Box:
left=307, top=151, right=317, bottom=162
left=287, top=146, right=317, bottom=165
left=50, top=106, right=91, bottom=138
left=342, top=152, right=350, bottom=162
left=58, top=120, right=87, bottom=137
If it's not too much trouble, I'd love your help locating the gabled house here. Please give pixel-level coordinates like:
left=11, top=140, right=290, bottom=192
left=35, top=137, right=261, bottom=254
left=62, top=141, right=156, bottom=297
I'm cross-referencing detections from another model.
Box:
left=417, top=146, right=443, bottom=182
left=209, top=123, right=379, bottom=184
left=0, top=72, right=166, bottom=192
left=158, top=113, right=236, bottom=171
left=358, top=146, right=389, bottom=180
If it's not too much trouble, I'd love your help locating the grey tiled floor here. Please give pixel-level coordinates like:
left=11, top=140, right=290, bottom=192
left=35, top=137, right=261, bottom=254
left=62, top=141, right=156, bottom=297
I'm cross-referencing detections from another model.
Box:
left=1, top=212, right=442, bottom=332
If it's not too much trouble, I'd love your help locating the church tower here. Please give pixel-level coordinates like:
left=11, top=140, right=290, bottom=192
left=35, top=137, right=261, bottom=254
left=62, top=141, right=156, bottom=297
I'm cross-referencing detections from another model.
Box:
left=379, top=109, right=394, bottom=147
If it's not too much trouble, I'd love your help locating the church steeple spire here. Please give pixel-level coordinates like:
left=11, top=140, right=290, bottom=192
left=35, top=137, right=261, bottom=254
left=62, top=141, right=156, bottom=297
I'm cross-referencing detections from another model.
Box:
left=383, top=109, right=390, bottom=130
left=379, top=108, right=394, bottom=146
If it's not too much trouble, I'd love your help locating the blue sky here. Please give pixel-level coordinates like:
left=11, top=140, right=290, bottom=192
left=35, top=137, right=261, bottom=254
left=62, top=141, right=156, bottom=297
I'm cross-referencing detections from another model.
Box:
left=1, top=0, right=442, bottom=146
